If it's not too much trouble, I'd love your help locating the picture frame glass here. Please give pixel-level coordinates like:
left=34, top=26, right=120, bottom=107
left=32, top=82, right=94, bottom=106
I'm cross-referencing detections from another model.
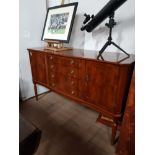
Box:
left=42, top=3, right=78, bottom=43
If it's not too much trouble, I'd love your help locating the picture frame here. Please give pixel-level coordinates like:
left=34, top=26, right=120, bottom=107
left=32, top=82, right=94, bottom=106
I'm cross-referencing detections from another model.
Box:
left=41, top=2, right=78, bottom=43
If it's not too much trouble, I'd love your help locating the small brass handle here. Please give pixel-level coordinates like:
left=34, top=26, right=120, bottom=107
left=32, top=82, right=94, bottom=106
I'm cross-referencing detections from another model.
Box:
left=70, top=60, right=74, bottom=64
left=70, top=70, right=74, bottom=74
left=50, top=56, right=53, bottom=59
left=71, top=90, right=75, bottom=95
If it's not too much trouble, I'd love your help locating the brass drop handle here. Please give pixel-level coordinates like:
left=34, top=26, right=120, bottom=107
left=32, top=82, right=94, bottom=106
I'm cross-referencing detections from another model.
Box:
left=70, top=60, right=74, bottom=64
left=50, top=56, right=53, bottom=60
left=70, top=70, right=74, bottom=74
left=71, top=90, right=75, bottom=95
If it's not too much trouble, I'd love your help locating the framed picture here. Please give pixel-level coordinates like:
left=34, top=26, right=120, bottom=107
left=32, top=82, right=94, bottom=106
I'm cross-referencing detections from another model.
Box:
left=41, top=2, right=78, bottom=43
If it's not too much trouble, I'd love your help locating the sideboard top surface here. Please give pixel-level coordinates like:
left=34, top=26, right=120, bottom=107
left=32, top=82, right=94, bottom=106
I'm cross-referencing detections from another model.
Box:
left=28, top=47, right=135, bottom=65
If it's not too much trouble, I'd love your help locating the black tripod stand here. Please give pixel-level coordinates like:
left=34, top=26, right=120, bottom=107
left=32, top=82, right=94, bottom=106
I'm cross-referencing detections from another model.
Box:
left=97, top=12, right=129, bottom=59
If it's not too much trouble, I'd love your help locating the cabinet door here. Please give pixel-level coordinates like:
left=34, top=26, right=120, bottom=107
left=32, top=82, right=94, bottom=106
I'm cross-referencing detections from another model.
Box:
left=29, top=51, right=48, bottom=85
left=83, top=61, right=119, bottom=113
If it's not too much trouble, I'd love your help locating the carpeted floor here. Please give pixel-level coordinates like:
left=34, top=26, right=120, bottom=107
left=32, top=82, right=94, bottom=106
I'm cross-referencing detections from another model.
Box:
left=20, top=92, right=116, bottom=155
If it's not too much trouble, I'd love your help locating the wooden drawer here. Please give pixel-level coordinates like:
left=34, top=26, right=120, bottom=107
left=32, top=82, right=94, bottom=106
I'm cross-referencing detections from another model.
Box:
left=58, top=75, right=78, bottom=97
left=49, top=63, right=56, bottom=72
left=47, top=54, right=60, bottom=64
left=62, top=66, right=78, bottom=78
left=69, top=88, right=78, bottom=97
left=48, top=62, right=61, bottom=73
left=49, top=72, right=59, bottom=90
left=61, top=57, right=79, bottom=68
left=65, top=87, right=78, bottom=97
left=50, top=81, right=58, bottom=90
left=64, top=76, right=78, bottom=88
left=49, top=72, right=57, bottom=81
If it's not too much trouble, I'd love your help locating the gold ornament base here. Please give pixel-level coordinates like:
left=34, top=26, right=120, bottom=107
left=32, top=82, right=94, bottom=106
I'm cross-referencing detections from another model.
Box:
left=44, top=40, right=72, bottom=51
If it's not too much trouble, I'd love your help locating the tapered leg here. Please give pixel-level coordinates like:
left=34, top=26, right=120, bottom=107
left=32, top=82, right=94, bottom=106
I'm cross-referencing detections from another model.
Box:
left=34, top=83, right=38, bottom=101
left=97, top=113, right=118, bottom=145
left=111, top=123, right=117, bottom=145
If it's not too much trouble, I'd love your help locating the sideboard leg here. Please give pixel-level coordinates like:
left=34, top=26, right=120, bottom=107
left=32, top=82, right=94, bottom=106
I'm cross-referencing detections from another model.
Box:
left=34, top=83, right=38, bottom=101
left=96, top=113, right=118, bottom=145
left=111, top=123, right=117, bottom=145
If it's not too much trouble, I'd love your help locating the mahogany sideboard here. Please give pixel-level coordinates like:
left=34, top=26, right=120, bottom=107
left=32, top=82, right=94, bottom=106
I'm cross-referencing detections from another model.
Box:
left=28, top=47, right=135, bottom=144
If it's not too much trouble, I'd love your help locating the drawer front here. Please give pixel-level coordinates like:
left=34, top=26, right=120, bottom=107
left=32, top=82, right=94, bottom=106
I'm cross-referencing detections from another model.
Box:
left=48, top=62, right=61, bottom=73
left=67, top=88, right=78, bottom=97
left=49, top=72, right=59, bottom=90
left=50, top=81, right=58, bottom=89
left=61, top=57, right=79, bottom=68
left=49, top=72, right=57, bottom=81
left=62, top=66, right=78, bottom=78
left=49, top=63, right=56, bottom=72
left=47, top=54, right=60, bottom=64
left=64, top=76, right=78, bottom=88
left=62, top=83, right=78, bottom=97
left=58, top=75, right=78, bottom=97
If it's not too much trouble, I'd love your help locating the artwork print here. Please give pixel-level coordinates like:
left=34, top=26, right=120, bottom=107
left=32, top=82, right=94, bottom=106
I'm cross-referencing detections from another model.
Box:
left=42, top=2, right=78, bottom=43
left=48, top=13, right=69, bottom=34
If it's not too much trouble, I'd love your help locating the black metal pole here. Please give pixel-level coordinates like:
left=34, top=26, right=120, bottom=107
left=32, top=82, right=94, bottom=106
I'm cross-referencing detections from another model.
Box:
left=97, top=13, right=129, bottom=59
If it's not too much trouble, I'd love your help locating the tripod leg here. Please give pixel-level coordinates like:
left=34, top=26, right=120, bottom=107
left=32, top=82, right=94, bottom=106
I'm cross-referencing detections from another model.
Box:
left=97, top=41, right=109, bottom=59
left=100, top=54, right=104, bottom=60
left=111, top=42, right=130, bottom=56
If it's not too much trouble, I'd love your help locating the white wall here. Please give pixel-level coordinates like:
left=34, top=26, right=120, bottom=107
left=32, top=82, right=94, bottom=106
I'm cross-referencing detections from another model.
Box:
left=49, top=0, right=135, bottom=52
left=19, top=0, right=48, bottom=100
left=67, top=0, right=135, bottom=53
left=20, top=0, right=135, bottom=99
